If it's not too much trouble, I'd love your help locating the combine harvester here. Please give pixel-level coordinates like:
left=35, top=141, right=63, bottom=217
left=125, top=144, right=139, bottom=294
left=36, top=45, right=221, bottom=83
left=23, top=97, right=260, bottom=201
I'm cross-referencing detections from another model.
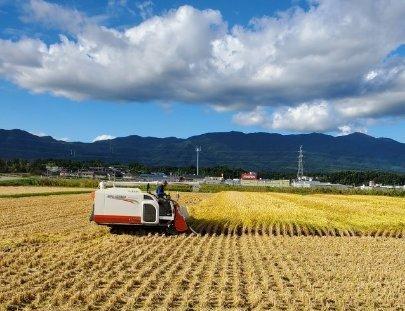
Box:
left=90, top=181, right=198, bottom=234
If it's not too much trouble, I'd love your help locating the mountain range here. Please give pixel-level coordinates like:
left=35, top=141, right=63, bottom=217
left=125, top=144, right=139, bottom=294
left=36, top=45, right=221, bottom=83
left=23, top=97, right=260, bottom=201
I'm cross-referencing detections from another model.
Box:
left=0, top=129, right=404, bottom=172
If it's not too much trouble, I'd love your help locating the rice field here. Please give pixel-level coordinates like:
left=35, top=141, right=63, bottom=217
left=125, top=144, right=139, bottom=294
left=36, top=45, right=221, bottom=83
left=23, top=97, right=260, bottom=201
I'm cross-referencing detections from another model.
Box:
left=0, top=186, right=92, bottom=197
left=0, top=188, right=404, bottom=310
left=188, top=191, right=405, bottom=237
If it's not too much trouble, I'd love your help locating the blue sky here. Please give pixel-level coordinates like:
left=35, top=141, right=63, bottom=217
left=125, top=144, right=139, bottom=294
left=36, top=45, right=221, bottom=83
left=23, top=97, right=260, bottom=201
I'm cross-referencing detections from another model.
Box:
left=0, top=0, right=404, bottom=142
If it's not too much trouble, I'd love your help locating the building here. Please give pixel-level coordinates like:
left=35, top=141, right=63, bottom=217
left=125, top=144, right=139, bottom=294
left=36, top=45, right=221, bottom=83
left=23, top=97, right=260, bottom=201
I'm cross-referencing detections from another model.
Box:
left=292, top=178, right=348, bottom=189
left=203, top=176, right=224, bottom=184
left=45, top=165, right=61, bottom=176
left=241, top=179, right=290, bottom=187
left=241, top=172, right=257, bottom=180
left=78, top=170, right=96, bottom=179
left=224, top=179, right=240, bottom=185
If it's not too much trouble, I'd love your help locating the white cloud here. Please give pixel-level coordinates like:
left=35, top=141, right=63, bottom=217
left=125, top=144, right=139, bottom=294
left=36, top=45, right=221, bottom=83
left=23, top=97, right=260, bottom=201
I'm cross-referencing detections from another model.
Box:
left=0, top=0, right=405, bottom=133
left=21, top=0, right=88, bottom=33
left=233, top=102, right=373, bottom=133
left=338, top=125, right=352, bottom=136
left=271, top=102, right=336, bottom=132
left=233, top=103, right=339, bottom=132
left=29, top=131, right=70, bottom=141
left=93, top=134, right=116, bottom=142
left=233, top=107, right=267, bottom=126
left=136, top=1, right=153, bottom=20
left=337, top=125, right=367, bottom=136
left=107, top=0, right=136, bottom=17
left=31, top=131, right=47, bottom=137
left=365, top=70, right=378, bottom=81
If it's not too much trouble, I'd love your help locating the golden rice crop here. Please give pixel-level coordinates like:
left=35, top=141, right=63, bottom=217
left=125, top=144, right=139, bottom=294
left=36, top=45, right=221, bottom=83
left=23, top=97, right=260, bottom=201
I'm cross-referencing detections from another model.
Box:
left=0, top=186, right=92, bottom=196
left=0, top=192, right=404, bottom=310
left=188, top=191, right=405, bottom=236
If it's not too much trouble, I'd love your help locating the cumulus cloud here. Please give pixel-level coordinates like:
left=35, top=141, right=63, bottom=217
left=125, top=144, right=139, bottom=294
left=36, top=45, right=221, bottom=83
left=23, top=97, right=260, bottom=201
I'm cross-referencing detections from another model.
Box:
left=234, top=103, right=340, bottom=132
left=233, top=102, right=371, bottom=134
left=338, top=125, right=352, bottom=136
left=271, top=102, right=339, bottom=132
left=0, top=0, right=404, bottom=133
left=93, top=134, right=116, bottom=142
left=233, top=107, right=268, bottom=126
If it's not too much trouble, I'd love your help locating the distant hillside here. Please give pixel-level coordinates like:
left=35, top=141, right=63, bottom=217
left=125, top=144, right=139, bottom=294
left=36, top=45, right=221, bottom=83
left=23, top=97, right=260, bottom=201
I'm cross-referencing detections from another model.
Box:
left=0, top=129, right=404, bottom=172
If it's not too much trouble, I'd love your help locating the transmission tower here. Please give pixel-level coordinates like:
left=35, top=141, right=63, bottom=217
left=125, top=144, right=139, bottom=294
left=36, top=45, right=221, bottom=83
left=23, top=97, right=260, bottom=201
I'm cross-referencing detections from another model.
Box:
left=195, top=146, right=201, bottom=176
left=297, top=145, right=304, bottom=180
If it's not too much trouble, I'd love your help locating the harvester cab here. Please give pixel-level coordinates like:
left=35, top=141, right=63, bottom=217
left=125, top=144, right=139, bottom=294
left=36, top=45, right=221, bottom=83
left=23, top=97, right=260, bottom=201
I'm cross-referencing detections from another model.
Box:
left=90, top=181, right=191, bottom=233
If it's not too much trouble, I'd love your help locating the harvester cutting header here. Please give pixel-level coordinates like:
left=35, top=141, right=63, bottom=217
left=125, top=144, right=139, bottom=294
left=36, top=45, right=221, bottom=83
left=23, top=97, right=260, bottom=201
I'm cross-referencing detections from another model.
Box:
left=90, top=181, right=197, bottom=234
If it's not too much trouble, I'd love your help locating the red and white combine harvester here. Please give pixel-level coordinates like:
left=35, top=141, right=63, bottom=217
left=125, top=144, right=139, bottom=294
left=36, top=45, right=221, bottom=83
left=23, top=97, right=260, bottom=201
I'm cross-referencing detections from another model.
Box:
left=90, top=181, right=197, bottom=234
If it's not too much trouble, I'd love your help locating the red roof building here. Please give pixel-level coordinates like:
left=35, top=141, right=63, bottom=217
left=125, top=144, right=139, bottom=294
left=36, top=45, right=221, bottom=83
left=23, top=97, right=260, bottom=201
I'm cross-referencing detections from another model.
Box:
left=241, top=172, right=257, bottom=180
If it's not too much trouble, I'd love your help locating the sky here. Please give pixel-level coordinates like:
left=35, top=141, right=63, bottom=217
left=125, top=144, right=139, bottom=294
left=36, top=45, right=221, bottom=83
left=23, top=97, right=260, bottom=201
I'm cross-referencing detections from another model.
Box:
left=0, top=0, right=404, bottom=143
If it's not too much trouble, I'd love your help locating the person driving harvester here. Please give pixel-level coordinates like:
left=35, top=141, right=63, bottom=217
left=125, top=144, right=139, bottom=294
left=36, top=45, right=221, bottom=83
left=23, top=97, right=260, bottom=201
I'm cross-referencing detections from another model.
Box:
left=156, top=181, right=172, bottom=216
left=156, top=180, right=168, bottom=198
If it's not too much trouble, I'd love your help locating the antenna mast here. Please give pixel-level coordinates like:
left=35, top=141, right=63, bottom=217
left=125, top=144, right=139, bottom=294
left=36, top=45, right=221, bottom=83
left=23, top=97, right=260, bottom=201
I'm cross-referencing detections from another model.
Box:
left=297, top=145, right=304, bottom=180
left=195, top=146, right=201, bottom=176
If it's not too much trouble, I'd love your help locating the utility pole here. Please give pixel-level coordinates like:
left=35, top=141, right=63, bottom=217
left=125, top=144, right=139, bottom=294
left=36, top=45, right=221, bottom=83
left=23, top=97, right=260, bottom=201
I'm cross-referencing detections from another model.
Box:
left=196, top=146, right=201, bottom=176
left=297, top=145, right=304, bottom=180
